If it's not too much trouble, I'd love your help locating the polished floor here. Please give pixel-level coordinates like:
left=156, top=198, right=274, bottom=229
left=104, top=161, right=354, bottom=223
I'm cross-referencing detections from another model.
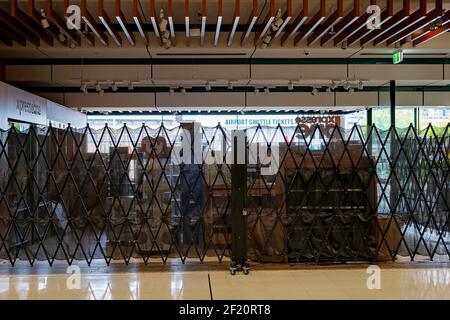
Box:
left=1, top=263, right=450, bottom=300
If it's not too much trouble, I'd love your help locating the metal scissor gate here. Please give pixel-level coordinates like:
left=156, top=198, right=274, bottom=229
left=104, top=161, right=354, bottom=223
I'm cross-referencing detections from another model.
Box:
left=0, top=123, right=449, bottom=268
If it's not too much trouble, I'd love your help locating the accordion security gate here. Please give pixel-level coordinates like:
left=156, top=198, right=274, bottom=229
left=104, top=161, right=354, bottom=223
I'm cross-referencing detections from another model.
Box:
left=0, top=123, right=449, bottom=266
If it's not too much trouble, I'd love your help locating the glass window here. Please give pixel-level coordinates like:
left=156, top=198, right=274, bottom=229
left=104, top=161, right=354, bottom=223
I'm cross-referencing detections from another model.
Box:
left=419, top=107, right=450, bottom=130
left=372, top=107, right=391, bottom=131
left=395, top=108, right=415, bottom=129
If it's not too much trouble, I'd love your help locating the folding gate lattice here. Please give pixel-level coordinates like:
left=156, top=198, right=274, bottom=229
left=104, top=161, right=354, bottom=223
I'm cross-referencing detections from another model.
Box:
left=0, top=123, right=448, bottom=266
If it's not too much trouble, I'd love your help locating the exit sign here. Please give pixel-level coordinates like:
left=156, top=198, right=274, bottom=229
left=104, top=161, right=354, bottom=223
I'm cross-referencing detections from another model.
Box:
left=393, top=50, right=404, bottom=64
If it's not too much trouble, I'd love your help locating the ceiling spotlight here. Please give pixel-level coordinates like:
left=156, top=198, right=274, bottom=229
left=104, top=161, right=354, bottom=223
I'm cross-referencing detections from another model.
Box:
left=128, top=82, right=134, bottom=91
left=264, top=87, right=270, bottom=94
left=228, top=81, right=233, bottom=90
left=58, top=33, right=66, bottom=43
left=95, top=83, right=102, bottom=92
left=358, top=81, right=364, bottom=90
left=254, top=88, right=259, bottom=94
left=330, top=81, right=338, bottom=90
left=111, top=83, right=118, bottom=92
left=40, top=9, right=50, bottom=29
left=348, top=87, right=355, bottom=94
left=288, top=81, right=294, bottom=91
left=311, top=87, right=318, bottom=95
left=169, top=88, right=175, bottom=95
left=341, top=41, right=348, bottom=50
left=80, top=83, right=87, bottom=94
left=326, top=87, right=332, bottom=94
left=180, top=87, right=186, bottom=95
left=98, top=89, right=104, bottom=95
left=205, top=82, right=211, bottom=91
left=343, top=81, right=350, bottom=90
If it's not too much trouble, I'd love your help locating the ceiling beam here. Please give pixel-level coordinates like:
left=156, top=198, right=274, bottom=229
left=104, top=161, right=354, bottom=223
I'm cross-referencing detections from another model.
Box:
left=200, top=0, right=206, bottom=46
left=280, top=0, right=308, bottom=46
left=241, top=0, right=258, bottom=46
left=360, top=0, right=409, bottom=46
left=132, top=0, right=148, bottom=44
left=294, top=0, right=326, bottom=45
left=10, top=0, right=53, bottom=46
left=308, top=0, right=343, bottom=46
left=0, top=8, right=39, bottom=46
left=28, top=0, right=64, bottom=45
left=99, top=0, right=121, bottom=46
left=346, top=0, right=393, bottom=46
left=387, top=0, right=443, bottom=46
left=256, top=0, right=276, bottom=45
left=184, top=0, right=190, bottom=46
left=413, top=10, right=450, bottom=46
left=333, top=0, right=368, bottom=46
left=115, top=0, right=136, bottom=46
left=274, top=0, right=292, bottom=38
left=227, top=0, right=240, bottom=47
left=214, top=0, right=223, bottom=46
left=81, top=0, right=108, bottom=46
left=320, top=0, right=359, bottom=46
left=0, top=21, right=26, bottom=46
left=373, top=0, right=426, bottom=46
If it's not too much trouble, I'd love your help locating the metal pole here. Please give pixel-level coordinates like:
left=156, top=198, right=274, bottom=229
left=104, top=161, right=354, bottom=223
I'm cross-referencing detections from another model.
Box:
left=230, top=131, right=248, bottom=274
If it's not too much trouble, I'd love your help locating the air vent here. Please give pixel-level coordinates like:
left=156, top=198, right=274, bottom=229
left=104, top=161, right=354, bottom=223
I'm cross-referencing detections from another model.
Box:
left=156, top=53, right=247, bottom=56
left=360, top=53, right=447, bottom=57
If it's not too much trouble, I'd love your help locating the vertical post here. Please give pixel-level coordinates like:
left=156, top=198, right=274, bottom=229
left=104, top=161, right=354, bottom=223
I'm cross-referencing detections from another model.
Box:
left=390, top=80, right=396, bottom=128
left=367, top=108, right=373, bottom=154
left=414, top=107, right=419, bottom=132
left=231, top=130, right=247, bottom=273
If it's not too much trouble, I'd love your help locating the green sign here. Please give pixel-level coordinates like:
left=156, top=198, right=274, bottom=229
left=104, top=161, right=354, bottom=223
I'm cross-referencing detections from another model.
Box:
left=393, top=50, right=403, bottom=64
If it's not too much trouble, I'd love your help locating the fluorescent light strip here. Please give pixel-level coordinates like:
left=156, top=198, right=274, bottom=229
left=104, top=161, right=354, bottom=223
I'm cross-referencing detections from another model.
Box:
left=227, top=16, right=240, bottom=46
left=185, top=16, right=190, bottom=39
left=133, top=17, right=147, bottom=43
left=258, top=17, right=275, bottom=42
left=241, top=16, right=257, bottom=45
left=150, top=16, right=160, bottom=38
left=82, top=17, right=107, bottom=46
left=168, top=16, right=175, bottom=38
left=286, top=17, right=307, bottom=40
left=117, top=16, right=135, bottom=46
left=214, top=16, right=222, bottom=46
left=274, top=16, right=291, bottom=38
left=99, top=16, right=121, bottom=46
left=200, top=16, right=206, bottom=46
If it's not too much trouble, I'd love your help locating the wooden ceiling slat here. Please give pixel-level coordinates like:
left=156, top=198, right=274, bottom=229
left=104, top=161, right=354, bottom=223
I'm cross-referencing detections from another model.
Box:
left=10, top=0, right=53, bottom=46
left=200, top=0, right=206, bottom=46
left=99, top=0, right=122, bottom=46
left=256, top=0, right=276, bottom=44
left=308, top=0, right=343, bottom=46
left=241, top=0, right=258, bottom=45
left=132, top=0, right=148, bottom=44
left=273, top=0, right=292, bottom=38
left=0, top=8, right=39, bottom=46
left=214, top=0, right=223, bottom=46
left=227, top=0, right=240, bottom=47
left=185, top=0, right=190, bottom=46
left=280, top=0, right=308, bottom=46
left=373, top=0, right=426, bottom=46
left=28, top=0, right=64, bottom=45
left=294, top=0, right=326, bottom=45
left=115, top=0, right=136, bottom=46
left=387, top=3, right=443, bottom=46
left=413, top=10, right=450, bottom=46
left=81, top=0, right=108, bottom=46
left=46, top=0, right=81, bottom=46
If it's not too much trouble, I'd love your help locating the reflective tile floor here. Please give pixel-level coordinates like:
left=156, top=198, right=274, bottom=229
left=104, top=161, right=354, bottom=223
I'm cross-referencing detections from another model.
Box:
left=1, top=264, right=450, bottom=300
